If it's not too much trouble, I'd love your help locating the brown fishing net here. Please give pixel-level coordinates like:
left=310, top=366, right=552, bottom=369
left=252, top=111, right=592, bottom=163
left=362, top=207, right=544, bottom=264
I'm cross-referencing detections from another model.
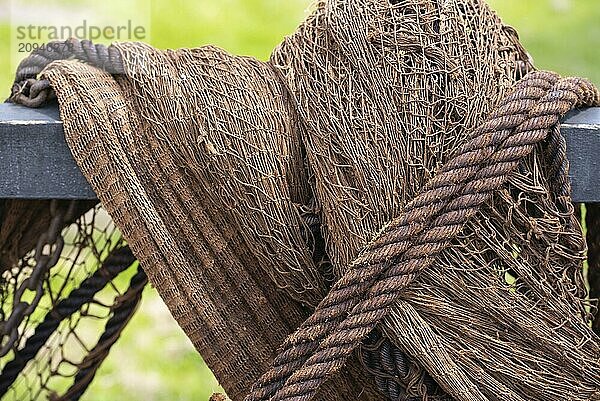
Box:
left=2, top=0, right=600, bottom=400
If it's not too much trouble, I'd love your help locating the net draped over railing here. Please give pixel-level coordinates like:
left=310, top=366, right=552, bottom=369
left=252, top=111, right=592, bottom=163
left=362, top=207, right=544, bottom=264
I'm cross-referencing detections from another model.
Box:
left=2, top=0, right=600, bottom=400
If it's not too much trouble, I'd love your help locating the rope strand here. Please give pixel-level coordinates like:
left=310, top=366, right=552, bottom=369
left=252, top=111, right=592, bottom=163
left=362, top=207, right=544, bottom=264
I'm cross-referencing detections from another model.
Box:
left=246, top=71, right=599, bottom=401
left=586, top=203, right=600, bottom=336
left=8, top=38, right=124, bottom=108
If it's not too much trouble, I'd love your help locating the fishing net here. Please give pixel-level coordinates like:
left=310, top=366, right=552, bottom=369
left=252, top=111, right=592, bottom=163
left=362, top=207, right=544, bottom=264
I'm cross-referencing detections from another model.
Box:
left=2, top=0, right=600, bottom=400
left=0, top=200, right=146, bottom=401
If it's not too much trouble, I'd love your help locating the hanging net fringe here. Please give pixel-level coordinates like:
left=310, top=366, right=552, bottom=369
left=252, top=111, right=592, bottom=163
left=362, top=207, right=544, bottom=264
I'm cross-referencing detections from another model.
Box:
left=0, top=200, right=145, bottom=401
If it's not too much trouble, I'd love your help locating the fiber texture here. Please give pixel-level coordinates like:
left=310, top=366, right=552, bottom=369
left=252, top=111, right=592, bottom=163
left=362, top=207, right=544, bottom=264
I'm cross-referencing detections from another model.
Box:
left=3, top=0, right=600, bottom=400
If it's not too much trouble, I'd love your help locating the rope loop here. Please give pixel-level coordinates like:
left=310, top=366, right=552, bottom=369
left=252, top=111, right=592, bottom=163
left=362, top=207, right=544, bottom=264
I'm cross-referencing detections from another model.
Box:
left=7, top=38, right=125, bottom=108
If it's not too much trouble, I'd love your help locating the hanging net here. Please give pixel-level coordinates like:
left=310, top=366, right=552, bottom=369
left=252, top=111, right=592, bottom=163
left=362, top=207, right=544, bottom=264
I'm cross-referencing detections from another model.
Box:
left=0, top=200, right=146, bottom=400
left=2, top=0, right=600, bottom=400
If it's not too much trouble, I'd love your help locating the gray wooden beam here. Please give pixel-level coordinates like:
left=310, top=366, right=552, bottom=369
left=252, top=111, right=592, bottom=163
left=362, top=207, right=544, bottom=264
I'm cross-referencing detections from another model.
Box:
left=563, top=108, right=600, bottom=203
left=1, top=103, right=600, bottom=202
left=0, top=102, right=96, bottom=199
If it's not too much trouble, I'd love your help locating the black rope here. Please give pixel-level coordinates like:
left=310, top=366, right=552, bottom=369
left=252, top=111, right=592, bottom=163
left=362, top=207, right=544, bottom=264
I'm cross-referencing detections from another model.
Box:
left=361, top=329, right=451, bottom=401
left=8, top=38, right=125, bottom=108
left=0, top=246, right=136, bottom=395
left=59, top=263, right=148, bottom=401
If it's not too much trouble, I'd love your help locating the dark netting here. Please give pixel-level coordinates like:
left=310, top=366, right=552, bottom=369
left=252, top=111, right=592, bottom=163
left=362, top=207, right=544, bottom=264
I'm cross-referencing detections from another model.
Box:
left=0, top=200, right=147, bottom=401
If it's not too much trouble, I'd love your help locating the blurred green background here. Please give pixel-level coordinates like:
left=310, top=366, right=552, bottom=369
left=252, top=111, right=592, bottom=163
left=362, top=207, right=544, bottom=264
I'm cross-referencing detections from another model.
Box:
left=0, top=0, right=598, bottom=400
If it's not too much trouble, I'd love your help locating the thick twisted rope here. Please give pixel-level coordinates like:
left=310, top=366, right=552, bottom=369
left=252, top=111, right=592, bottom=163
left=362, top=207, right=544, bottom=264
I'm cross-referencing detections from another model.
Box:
left=361, top=76, right=581, bottom=401
left=245, top=71, right=599, bottom=401
left=8, top=38, right=124, bottom=108
left=301, top=204, right=441, bottom=400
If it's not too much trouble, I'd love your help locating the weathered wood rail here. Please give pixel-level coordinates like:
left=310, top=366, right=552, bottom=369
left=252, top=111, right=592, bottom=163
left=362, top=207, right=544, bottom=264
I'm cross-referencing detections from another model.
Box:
left=1, top=102, right=600, bottom=201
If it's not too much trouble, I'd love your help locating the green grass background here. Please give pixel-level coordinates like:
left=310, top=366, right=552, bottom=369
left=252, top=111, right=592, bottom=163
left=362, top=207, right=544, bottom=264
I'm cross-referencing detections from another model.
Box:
left=0, top=0, right=598, bottom=400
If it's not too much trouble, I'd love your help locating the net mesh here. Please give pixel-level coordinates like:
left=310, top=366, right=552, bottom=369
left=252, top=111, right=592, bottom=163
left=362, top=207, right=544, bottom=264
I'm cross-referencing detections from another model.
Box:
left=0, top=201, right=145, bottom=401
left=2, top=0, right=600, bottom=400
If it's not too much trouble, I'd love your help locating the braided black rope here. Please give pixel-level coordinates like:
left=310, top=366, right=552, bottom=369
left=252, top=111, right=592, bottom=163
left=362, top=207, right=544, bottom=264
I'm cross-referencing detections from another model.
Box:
left=0, top=246, right=136, bottom=395
left=360, top=330, right=450, bottom=401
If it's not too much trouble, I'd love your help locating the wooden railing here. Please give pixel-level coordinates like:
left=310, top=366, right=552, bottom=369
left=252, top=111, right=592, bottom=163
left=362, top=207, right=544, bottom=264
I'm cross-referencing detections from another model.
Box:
left=1, top=103, right=599, bottom=202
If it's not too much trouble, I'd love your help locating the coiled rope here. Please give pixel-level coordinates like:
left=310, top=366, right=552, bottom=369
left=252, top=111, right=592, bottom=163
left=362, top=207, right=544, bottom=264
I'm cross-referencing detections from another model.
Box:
left=245, top=71, right=600, bottom=401
left=8, top=38, right=124, bottom=108
left=360, top=329, right=450, bottom=400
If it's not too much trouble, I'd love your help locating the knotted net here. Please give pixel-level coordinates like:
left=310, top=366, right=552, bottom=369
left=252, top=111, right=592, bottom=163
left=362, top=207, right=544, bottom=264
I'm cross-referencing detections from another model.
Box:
left=0, top=200, right=145, bottom=400
left=2, top=0, right=600, bottom=400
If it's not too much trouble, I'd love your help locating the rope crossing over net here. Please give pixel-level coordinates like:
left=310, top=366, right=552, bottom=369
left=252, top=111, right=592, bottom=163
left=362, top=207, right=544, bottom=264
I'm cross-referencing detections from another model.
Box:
left=245, top=72, right=600, bottom=401
left=4, top=1, right=600, bottom=399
